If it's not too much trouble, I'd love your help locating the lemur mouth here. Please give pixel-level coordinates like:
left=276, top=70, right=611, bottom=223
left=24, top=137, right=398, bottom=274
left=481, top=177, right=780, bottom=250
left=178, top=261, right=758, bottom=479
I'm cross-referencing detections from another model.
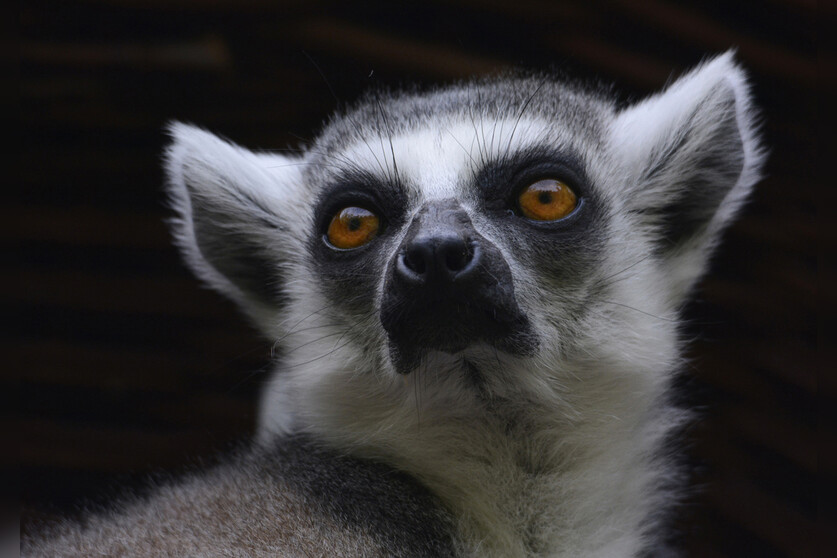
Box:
left=386, top=328, right=538, bottom=376
left=380, top=200, right=538, bottom=375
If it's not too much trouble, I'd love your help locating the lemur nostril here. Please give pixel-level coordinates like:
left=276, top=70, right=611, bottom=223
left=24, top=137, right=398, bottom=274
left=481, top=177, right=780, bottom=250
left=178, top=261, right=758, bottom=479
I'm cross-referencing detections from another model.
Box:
left=392, top=200, right=484, bottom=286
left=398, top=235, right=475, bottom=283
left=444, top=245, right=470, bottom=272
left=403, top=248, right=427, bottom=275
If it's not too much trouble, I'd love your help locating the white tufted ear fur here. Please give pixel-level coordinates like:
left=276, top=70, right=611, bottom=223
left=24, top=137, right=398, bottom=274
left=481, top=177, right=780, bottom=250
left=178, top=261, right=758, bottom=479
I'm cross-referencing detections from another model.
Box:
left=165, top=122, right=309, bottom=336
left=611, top=51, right=765, bottom=305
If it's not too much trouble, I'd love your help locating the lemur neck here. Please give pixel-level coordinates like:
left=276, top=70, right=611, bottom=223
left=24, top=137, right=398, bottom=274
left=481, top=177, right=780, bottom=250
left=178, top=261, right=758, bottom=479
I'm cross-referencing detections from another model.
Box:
left=299, top=368, right=673, bottom=557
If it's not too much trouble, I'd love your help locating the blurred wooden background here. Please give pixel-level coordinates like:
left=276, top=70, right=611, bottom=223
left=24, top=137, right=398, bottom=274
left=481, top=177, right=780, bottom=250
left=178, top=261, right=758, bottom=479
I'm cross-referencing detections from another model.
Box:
left=15, top=1, right=823, bottom=555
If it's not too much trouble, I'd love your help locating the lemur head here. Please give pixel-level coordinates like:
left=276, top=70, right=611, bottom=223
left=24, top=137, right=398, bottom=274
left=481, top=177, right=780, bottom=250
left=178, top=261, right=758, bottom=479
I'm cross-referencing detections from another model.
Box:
left=166, top=52, right=762, bottom=438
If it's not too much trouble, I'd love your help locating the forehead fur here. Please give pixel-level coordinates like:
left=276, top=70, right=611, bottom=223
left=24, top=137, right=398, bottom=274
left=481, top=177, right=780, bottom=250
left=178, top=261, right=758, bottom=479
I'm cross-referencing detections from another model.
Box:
left=308, top=74, right=616, bottom=173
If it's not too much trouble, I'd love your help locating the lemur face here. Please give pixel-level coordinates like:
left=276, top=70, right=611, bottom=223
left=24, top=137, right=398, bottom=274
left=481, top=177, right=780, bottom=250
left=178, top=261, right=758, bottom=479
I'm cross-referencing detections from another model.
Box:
left=300, top=81, right=622, bottom=378
left=166, top=53, right=761, bottom=432
left=308, top=129, right=607, bottom=375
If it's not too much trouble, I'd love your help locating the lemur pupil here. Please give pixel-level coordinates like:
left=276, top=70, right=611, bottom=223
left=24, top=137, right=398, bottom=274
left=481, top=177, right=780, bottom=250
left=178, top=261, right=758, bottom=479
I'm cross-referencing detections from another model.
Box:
left=538, top=192, right=552, bottom=204
left=348, top=218, right=361, bottom=231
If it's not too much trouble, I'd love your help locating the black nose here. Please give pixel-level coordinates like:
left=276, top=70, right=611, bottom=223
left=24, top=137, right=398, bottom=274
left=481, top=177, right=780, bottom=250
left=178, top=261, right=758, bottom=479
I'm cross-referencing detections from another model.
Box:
left=397, top=234, right=478, bottom=284
left=381, top=200, right=536, bottom=373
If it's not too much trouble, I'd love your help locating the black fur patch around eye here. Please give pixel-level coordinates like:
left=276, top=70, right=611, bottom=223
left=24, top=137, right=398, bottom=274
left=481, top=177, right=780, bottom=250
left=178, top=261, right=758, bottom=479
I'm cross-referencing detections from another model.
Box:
left=310, top=171, right=410, bottom=315
left=313, top=170, right=410, bottom=237
left=473, top=146, right=591, bottom=212
left=471, top=146, right=608, bottom=286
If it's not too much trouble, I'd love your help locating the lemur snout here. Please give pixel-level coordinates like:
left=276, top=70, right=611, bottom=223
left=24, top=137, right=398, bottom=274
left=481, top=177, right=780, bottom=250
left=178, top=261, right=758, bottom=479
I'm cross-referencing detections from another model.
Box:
left=396, top=227, right=479, bottom=286
left=381, top=200, right=536, bottom=373
left=387, top=200, right=487, bottom=305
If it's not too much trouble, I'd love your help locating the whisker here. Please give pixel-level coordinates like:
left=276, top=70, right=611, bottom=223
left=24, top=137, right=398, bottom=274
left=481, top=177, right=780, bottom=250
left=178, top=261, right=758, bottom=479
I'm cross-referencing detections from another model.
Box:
left=594, top=299, right=676, bottom=322
left=375, top=93, right=400, bottom=184
left=503, top=78, right=549, bottom=163
left=302, top=49, right=340, bottom=105
left=446, top=128, right=479, bottom=169
left=595, top=255, right=653, bottom=288
left=281, top=334, right=363, bottom=370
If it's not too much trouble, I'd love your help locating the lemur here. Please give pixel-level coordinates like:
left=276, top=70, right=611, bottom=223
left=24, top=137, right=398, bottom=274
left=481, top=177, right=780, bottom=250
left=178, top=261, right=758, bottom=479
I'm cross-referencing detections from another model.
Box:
left=24, top=52, right=763, bottom=557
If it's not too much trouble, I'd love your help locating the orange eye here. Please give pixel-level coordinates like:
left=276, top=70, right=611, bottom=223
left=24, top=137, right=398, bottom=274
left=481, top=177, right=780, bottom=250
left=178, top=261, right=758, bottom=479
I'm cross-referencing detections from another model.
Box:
left=326, top=207, right=380, bottom=249
left=517, top=179, right=578, bottom=221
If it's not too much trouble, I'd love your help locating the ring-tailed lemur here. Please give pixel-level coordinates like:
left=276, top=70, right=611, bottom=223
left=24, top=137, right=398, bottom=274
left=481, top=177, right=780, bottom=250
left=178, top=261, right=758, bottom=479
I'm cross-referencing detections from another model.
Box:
left=24, top=51, right=763, bottom=557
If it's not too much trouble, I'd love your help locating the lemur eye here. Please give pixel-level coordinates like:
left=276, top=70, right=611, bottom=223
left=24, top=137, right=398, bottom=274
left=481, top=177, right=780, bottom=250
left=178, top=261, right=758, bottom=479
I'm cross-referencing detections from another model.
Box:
left=326, top=207, right=380, bottom=249
left=517, top=179, right=578, bottom=221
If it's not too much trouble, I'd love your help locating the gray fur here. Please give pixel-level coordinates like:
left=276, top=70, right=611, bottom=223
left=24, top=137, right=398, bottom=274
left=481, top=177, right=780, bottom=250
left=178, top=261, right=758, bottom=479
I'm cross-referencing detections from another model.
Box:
left=24, top=52, right=763, bottom=557
left=24, top=436, right=456, bottom=557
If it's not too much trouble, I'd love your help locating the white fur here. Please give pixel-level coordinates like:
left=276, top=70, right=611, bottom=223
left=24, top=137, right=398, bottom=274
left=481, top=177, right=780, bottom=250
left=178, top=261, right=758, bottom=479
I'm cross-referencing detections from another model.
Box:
left=164, top=52, right=762, bottom=557
left=611, top=51, right=765, bottom=304
left=165, top=122, right=309, bottom=337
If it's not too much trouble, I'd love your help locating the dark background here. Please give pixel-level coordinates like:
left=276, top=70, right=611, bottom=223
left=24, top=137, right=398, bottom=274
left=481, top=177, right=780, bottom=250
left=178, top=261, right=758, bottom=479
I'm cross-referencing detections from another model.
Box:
left=15, top=1, right=822, bottom=556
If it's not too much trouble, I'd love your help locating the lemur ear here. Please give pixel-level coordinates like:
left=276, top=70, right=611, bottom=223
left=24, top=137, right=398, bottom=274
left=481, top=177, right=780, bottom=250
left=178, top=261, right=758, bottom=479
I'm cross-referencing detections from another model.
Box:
left=611, top=51, right=764, bottom=302
left=165, top=122, right=308, bottom=335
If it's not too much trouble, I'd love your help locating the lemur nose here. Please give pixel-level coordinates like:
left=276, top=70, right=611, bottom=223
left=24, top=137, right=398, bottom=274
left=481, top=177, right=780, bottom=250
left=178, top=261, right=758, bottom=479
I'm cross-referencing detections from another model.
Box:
left=397, top=234, right=479, bottom=284
left=381, top=199, right=533, bottom=370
